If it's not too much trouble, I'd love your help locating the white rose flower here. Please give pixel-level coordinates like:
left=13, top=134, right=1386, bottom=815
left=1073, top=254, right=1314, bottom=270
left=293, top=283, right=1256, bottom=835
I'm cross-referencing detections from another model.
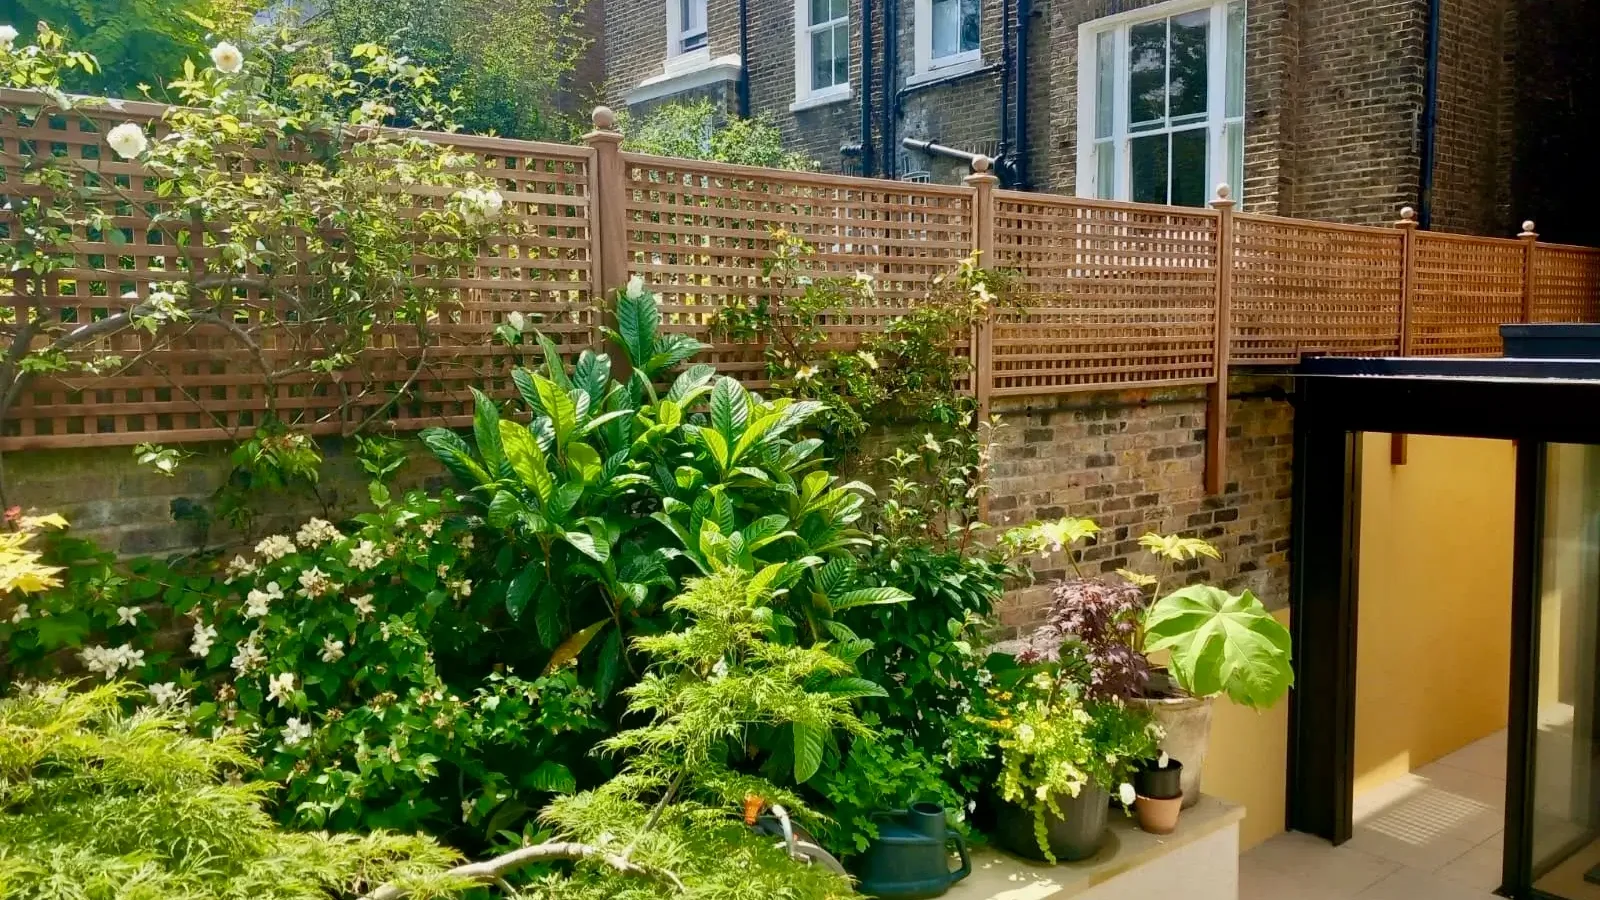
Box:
left=210, top=41, right=244, bottom=73
left=266, top=672, right=296, bottom=706
left=320, top=637, right=345, bottom=663
left=282, top=717, right=312, bottom=746
left=1119, top=782, right=1137, bottom=806
left=0, top=25, right=19, bottom=50
left=117, top=605, right=141, bottom=625
left=105, top=122, right=149, bottom=160
left=626, top=274, right=646, bottom=298
left=10, top=603, right=30, bottom=623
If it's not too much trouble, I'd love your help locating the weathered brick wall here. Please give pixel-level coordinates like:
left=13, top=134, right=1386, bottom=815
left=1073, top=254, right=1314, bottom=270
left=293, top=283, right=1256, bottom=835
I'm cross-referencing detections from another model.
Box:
left=1508, top=0, right=1600, bottom=247
left=985, top=374, right=1295, bottom=634
left=4, top=442, right=442, bottom=558
left=1428, top=0, right=1513, bottom=235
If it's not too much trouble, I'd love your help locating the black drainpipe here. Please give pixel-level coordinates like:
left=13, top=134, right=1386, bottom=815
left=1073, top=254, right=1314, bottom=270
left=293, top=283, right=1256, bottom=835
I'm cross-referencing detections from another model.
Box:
left=1418, top=0, right=1440, bottom=228
left=859, top=0, right=874, bottom=175
left=879, top=0, right=898, bottom=177
left=737, top=0, right=752, bottom=117
left=1012, top=0, right=1032, bottom=188
left=999, top=0, right=1013, bottom=164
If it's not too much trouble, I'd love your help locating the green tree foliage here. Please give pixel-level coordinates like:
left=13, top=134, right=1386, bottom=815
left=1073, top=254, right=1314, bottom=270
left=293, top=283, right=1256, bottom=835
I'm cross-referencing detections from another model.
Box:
left=0, top=682, right=466, bottom=900
left=305, top=0, right=591, bottom=139
left=622, top=99, right=816, bottom=170
left=533, top=569, right=865, bottom=899
left=0, top=0, right=258, bottom=98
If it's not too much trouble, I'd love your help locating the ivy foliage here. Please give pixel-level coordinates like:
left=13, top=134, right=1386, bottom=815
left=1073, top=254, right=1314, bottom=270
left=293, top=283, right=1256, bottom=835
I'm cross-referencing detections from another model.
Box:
left=0, top=682, right=467, bottom=900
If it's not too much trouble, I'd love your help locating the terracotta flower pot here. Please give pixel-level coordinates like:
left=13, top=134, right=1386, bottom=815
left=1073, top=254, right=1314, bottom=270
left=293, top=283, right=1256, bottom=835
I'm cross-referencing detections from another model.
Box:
left=1134, top=794, right=1182, bottom=835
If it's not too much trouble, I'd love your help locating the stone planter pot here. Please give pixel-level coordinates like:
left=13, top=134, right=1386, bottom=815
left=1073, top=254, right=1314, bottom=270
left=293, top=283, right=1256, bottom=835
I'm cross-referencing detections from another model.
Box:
left=992, top=782, right=1111, bottom=862
left=1134, top=674, right=1213, bottom=809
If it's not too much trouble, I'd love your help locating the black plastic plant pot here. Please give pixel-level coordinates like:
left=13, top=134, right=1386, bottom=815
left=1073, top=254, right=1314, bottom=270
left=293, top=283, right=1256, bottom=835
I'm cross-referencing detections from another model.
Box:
left=1134, top=759, right=1184, bottom=801
left=1500, top=324, right=1600, bottom=359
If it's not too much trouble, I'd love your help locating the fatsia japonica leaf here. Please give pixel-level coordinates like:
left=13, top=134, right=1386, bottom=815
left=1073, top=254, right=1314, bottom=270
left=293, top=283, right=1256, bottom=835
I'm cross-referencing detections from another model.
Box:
left=1143, top=585, right=1293, bottom=709
left=1139, top=532, right=1222, bottom=562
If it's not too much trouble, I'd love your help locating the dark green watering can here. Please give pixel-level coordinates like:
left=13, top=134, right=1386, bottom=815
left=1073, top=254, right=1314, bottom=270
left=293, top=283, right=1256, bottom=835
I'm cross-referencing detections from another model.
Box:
left=854, top=802, right=971, bottom=900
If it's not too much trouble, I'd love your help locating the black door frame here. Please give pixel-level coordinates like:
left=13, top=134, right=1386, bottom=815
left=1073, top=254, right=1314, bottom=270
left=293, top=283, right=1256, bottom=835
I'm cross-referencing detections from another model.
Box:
left=1288, top=357, right=1600, bottom=898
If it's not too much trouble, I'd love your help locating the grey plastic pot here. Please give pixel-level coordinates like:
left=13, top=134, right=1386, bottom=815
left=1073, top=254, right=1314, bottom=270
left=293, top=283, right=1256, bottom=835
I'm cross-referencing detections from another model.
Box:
left=992, top=781, right=1110, bottom=862
left=1133, top=673, right=1213, bottom=809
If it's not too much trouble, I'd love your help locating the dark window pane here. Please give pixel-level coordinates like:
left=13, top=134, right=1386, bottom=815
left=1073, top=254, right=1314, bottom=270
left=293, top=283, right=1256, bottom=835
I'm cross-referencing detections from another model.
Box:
left=932, top=0, right=959, bottom=56
left=812, top=29, right=833, bottom=88
left=1129, top=20, right=1166, bottom=126
left=1171, top=127, right=1208, bottom=207
left=832, top=0, right=848, bottom=20
left=1130, top=132, right=1167, bottom=204
left=833, top=23, right=849, bottom=85
left=961, top=0, right=981, bottom=52
left=811, top=0, right=829, bottom=24
left=1169, top=10, right=1209, bottom=121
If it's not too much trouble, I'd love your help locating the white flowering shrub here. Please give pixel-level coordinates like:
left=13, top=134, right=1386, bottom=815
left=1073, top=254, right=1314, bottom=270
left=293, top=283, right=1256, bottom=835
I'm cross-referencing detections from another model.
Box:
left=0, top=490, right=604, bottom=851
left=0, top=26, right=510, bottom=460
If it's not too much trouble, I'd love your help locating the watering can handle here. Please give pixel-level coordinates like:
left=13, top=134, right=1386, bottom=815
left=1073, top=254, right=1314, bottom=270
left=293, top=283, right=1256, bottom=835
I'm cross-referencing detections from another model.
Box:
left=947, top=832, right=971, bottom=885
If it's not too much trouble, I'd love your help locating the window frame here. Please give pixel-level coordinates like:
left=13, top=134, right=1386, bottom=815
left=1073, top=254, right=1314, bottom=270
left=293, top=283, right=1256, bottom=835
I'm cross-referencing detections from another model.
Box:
left=668, top=0, right=710, bottom=62
left=913, top=0, right=981, bottom=79
left=1075, top=0, right=1246, bottom=206
left=793, top=0, right=853, bottom=108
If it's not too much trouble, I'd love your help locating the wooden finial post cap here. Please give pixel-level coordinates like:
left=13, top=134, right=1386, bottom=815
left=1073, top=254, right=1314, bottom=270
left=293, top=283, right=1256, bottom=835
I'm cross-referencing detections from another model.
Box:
left=1400, top=206, right=1416, bottom=222
left=1521, top=220, right=1537, bottom=237
left=1214, top=182, right=1231, bottom=201
left=971, top=155, right=992, bottom=174
left=592, top=106, right=617, bottom=130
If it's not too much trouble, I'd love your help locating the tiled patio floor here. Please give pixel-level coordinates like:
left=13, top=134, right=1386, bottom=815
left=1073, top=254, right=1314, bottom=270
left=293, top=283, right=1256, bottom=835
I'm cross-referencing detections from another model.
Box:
left=1240, top=731, right=1507, bottom=900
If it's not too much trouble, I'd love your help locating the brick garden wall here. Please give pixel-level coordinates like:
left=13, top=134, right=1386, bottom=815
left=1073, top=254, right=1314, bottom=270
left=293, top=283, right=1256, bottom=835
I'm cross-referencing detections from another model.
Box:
left=986, top=373, right=1296, bottom=634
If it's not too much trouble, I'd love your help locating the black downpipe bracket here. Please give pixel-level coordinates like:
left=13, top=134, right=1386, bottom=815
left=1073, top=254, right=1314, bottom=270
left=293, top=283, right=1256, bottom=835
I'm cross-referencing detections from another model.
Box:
left=737, top=0, right=752, bottom=117
left=1012, top=0, right=1031, bottom=188
left=859, top=0, right=874, bottom=176
left=1418, top=0, right=1440, bottom=228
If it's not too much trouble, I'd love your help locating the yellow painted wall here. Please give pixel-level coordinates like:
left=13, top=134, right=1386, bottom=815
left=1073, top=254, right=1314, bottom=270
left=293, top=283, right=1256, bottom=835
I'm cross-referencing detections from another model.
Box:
left=1353, top=434, right=1515, bottom=795
left=1201, top=607, right=1291, bottom=851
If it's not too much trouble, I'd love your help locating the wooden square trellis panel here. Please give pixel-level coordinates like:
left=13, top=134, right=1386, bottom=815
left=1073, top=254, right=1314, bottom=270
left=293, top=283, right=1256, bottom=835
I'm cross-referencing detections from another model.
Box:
left=989, top=191, right=1218, bottom=396
left=1531, top=243, right=1600, bottom=324
left=618, top=153, right=976, bottom=390
left=1410, top=232, right=1526, bottom=357
left=1229, top=214, right=1404, bottom=363
left=0, top=94, right=598, bottom=450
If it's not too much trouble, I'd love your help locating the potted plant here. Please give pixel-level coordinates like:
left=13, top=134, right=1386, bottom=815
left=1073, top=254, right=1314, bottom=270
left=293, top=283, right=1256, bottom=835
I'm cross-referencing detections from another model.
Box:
left=1132, top=753, right=1184, bottom=834
left=1002, top=521, right=1295, bottom=809
left=984, top=668, right=1158, bottom=863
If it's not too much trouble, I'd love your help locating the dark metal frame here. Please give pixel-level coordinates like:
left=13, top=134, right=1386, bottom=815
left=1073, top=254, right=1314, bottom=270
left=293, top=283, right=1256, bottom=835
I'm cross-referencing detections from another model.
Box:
left=1289, top=357, right=1600, bottom=899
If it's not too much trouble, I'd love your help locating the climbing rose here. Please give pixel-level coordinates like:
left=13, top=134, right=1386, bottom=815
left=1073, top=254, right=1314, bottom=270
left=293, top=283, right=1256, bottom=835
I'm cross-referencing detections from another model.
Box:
left=210, top=41, right=244, bottom=73
left=105, top=123, right=148, bottom=160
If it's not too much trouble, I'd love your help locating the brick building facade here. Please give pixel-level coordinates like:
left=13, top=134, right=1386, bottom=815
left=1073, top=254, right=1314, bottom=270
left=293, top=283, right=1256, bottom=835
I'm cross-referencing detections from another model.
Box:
left=603, top=0, right=1594, bottom=238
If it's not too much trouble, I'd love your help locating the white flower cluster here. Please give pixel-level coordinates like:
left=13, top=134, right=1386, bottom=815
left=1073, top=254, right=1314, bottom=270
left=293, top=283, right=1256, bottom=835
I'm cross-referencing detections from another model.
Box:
left=148, top=681, right=189, bottom=708
left=320, top=636, right=346, bottom=663
left=0, top=25, right=19, bottom=50
left=626, top=274, right=647, bottom=298
left=225, top=554, right=257, bottom=582
left=447, top=578, right=473, bottom=600
left=255, top=534, right=297, bottom=561
left=295, top=518, right=342, bottom=548
left=350, top=593, right=376, bottom=618
left=1119, top=782, right=1137, bottom=806
left=10, top=603, right=30, bottom=623
left=266, top=672, right=296, bottom=706
left=80, top=643, right=144, bottom=678
left=190, top=622, right=218, bottom=657
left=116, top=606, right=141, bottom=625
left=298, top=566, right=336, bottom=598
left=347, top=539, right=383, bottom=572
left=231, top=634, right=266, bottom=674
left=453, top=187, right=505, bottom=225
left=244, top=581, right=284, bottom=619
left=283, top=717, right=313, bottom=746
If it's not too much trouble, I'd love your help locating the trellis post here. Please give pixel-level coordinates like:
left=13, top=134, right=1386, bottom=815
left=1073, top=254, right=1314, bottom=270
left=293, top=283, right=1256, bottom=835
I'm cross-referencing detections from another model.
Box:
left=584, top=106, right=632, bottom=377
left=1520, top=220, right=1539, bottom=324
left=964, top=156, right=998, bottom=428
left=965, top=156, right=999, bottom=521
left=1391, top=206, right=1419, bottom=464
left=1205, top=183, right=1235, bottom=496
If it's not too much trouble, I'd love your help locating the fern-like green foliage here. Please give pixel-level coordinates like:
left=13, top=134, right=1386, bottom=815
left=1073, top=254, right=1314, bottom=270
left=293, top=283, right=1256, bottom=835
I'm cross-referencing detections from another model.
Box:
left=535, top=570, right=874, bottom=898
left=0, top=682, right=465, bottom=900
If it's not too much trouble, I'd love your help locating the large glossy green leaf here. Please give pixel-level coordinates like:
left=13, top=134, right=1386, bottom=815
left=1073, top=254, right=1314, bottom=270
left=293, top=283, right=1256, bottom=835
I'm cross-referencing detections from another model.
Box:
left=534, top=583, right=563, bottom=649
left=543, top=619, right=608, bottom=675
left=566, top=441, right=603, bottom=485
left=486, top=490, right=525, bottom=529
left=792, top=720, right=825, bottom=783
left=420, top=428, right=491, bottom=485
left=595, top=627, right=625, bottom=699
left=524, top=760, right=577, bottom=794
left=506, top=563, right=540, bottom=619
left=498, top=420, right=553, bottom=504
left=666, top=364, right=717, bottom=403
left=470, top=388, right=506, bottom=476
left=610, top=287, right=659, bottom=370
left=564, top=530, right=609, bottom=563
left=708, top=377, right=749, bottom=443
left=696, top=428, right=730, bottom=472
left=571, top=350, right=611, bottom=404
left=1143, top=585, right=1293, bottom=709
left=828, top=586, right=913, bottom=611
